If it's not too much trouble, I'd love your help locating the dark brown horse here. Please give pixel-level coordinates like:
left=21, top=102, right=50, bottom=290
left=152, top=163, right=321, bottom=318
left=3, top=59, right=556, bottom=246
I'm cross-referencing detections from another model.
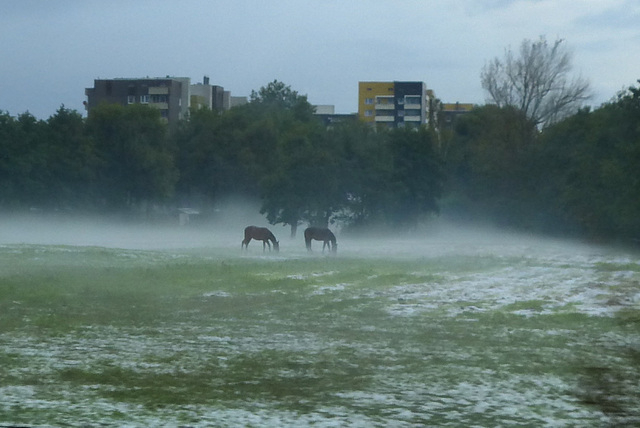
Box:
left=304, top=227, right=337, bottom=253
left=242, top=226, right=279, bottom=252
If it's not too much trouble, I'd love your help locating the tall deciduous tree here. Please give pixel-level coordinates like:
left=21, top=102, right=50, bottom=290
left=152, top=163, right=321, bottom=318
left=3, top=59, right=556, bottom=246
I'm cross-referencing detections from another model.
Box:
left=539, top=82, right=640, bottom=239
left=385, top=127, right=443, bottom=227
left=251, top=81, right=334, bottom=236
left=86, top=103, right=178, bottom=212
left=249, top=79, right=316, bottom=121
left=174, top=106, right=261, bottom=211
left=44, top=107, right=98, bottom=209
left=445, top=105, right=539, bottom=226
left=481, top=36, right=591, bottom=127
left=329, top=120, right=392, bottom=229
left=259, top=120, right=337, bottom=236
left=0, top=112, right=47, bottom=208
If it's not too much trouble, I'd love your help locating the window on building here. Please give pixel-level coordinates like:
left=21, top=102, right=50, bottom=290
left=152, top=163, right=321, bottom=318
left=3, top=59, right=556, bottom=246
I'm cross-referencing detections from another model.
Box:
left=364, top=110, right=373, bottom=117
left=405, top=96, right=421, bottom=105
left=376, top=96, right=394, bottom=105
left=140, top=95, right=149, bottom=104
left=127, top=95, right=135, bottom=104
left=150, top=95, right=167, bottom=103
left=365, top=98, right=373, bottom=105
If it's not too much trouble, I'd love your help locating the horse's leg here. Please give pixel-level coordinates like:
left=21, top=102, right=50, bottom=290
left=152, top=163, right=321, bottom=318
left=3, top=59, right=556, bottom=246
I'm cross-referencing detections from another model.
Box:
left=306, top=238, right=312, bottom=251
left=266, top=240, right=271, bottom=252
left=242, top=238, right=251, bottom=250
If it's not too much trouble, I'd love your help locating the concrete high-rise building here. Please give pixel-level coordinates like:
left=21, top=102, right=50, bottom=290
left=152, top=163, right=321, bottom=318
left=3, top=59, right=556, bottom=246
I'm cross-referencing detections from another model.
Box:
left=358, top=81, right=434, bottom=128
left=85, top=76, right=247, bottom=125
left=189, top=76, right=245, bottom=111
left=85, top=77, right=191, bottom=124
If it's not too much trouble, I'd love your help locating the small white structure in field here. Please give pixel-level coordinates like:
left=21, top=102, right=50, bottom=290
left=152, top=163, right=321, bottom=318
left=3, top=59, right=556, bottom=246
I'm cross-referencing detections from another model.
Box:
left=178, top=208, right=200, bottom=226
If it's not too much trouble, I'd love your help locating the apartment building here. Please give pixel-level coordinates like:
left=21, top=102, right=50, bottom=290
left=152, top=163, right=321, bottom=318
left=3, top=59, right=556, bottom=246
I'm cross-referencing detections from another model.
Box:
left=358, top=81, right=434, bottom=128
left=85, top=77, right=191, bottom=124
left=85, top=76, right=247, bottom=125
left=190, top=76, right=227, bottom=111
left=189, top=76, right=248, bottom=110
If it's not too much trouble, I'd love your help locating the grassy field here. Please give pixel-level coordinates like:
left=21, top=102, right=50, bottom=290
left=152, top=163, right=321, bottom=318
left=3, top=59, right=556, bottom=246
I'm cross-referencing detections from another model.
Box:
left=0, top=232, right=639, bottom=426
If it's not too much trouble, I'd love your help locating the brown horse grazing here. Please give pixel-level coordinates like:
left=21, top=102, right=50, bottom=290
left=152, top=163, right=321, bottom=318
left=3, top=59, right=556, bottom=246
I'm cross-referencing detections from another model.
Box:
left=304, top=227, right=337, bottom=253
left=242, top=226, right=279, bottom=252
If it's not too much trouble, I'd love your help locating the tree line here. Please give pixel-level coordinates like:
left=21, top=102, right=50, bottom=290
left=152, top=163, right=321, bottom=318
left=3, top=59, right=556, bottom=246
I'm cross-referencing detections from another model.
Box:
left=0, top=81, right=443, bottom=235
left=443, top=82, right=640, bottom=242
left=1, top=60, right=639, bottom=242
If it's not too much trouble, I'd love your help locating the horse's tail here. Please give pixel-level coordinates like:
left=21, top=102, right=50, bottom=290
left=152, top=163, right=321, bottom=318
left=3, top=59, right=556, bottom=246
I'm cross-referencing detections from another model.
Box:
left=304, top=229, right=312, bottom=250
left=242, top=226, right=254, bottom=249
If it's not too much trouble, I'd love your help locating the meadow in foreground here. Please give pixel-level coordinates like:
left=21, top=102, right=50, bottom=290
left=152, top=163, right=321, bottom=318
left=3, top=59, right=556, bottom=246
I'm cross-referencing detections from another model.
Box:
left=0, top=230, right=639, bottom=426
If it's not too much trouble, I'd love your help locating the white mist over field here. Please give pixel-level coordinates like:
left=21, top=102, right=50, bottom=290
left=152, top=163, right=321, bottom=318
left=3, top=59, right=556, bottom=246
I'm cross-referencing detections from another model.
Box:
left=2, top=205, right=640, bottom=426
left=0, top=208, right=621, bottom=261
left=0, top=201, right=270, bottom=250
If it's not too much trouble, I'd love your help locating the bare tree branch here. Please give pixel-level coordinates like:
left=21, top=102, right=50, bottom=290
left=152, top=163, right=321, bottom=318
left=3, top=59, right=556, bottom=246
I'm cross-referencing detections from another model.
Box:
left=481, top=36, right=591, bottom=127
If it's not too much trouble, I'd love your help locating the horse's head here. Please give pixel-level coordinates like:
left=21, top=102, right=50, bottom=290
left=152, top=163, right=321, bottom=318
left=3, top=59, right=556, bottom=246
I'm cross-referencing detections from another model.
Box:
left=273, top=241, right=280, bottom=252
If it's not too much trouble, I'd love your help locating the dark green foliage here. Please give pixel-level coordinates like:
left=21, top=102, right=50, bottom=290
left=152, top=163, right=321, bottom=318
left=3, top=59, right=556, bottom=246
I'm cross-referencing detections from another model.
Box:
left=250, top=79, right=316, bottom=121
left=86, top=103, right=178, bottom=211
left=3, top=78, right=640, bottom=241
left=0, top=81, right=444, bottom=229
left=0, top=111, right=48, bottom=209
left=250, top=82, right=444, bottom=231
left=535, top=83, right=640, bottom=239
left=44, top=107, right=99, bottom=209
left=444, top=105, right=541, bottom=228
left=174, top=106, right=259, bottom=209
left=443, top=81, right=640, bottom=241
left=386, top=127, right=443, bottom=227
left=332, top=121, right=392, bottom=228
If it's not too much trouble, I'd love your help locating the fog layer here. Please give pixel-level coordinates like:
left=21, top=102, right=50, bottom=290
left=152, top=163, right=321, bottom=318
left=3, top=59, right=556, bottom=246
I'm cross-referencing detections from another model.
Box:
left=0, top=209, right=622, bottom=263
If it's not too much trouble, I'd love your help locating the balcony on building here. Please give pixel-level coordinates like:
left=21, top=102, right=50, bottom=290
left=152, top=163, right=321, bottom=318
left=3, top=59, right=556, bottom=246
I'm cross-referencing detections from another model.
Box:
left=149, top=86, right=169, bottom=95
left=149, top=93, right=169, bottom=110
left=404, top=95, right=422, bottom=110
left=375, top=95, right=395, bottom=110
left=375, top=116, right=395, bottom=122
left=374, top=109, right=395, bottom=122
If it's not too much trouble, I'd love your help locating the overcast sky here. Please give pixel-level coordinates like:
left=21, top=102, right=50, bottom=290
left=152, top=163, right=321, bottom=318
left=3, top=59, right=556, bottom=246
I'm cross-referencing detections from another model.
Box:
left=1, top=0, right=639, bottom=119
